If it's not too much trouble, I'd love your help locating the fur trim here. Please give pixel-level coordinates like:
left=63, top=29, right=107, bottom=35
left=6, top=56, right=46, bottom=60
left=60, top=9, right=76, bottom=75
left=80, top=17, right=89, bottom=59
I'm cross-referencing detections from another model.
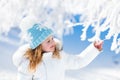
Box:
left=54, top=38, right=63, bottom=51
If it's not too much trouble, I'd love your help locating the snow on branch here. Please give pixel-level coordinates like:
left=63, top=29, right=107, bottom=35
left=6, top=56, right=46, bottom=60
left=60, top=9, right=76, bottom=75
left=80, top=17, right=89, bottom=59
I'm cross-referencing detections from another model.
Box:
left=0, top=0, right=120, bottom=53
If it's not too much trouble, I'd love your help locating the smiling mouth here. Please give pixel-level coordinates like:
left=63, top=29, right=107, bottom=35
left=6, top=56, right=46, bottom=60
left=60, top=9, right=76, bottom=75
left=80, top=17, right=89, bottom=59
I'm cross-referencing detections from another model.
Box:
left=50, top=45, right=55, bottom=49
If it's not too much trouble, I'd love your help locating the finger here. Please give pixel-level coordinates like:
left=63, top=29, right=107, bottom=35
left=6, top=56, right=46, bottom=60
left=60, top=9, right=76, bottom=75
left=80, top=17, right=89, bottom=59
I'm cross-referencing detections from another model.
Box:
left=100, top=41, right=103, bottom=45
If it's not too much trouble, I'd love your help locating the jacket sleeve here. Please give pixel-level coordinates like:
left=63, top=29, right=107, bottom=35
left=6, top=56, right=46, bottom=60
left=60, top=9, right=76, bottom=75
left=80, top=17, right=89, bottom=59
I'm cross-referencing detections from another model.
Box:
left=63, top=43, right=101, bottom=70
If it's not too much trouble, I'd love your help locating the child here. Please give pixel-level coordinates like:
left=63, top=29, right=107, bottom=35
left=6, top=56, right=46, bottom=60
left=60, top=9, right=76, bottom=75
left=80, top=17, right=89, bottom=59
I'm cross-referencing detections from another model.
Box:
left=13, top=23, right=103, bottom=80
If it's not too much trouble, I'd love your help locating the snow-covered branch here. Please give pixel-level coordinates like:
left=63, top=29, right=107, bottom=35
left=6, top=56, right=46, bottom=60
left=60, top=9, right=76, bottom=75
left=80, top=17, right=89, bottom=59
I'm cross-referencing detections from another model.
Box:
left=0, top=0, right=120, bottom=53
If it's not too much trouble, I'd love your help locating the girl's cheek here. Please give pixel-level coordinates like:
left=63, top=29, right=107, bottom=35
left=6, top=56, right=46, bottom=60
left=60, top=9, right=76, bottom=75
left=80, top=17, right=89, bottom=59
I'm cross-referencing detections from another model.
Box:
left=47, top=45, right=50, bottom=50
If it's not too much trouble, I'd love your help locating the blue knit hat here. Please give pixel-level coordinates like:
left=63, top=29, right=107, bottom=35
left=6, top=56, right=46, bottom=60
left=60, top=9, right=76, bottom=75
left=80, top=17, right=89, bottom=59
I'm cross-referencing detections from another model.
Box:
left=27, top=23, right=53, bottom=49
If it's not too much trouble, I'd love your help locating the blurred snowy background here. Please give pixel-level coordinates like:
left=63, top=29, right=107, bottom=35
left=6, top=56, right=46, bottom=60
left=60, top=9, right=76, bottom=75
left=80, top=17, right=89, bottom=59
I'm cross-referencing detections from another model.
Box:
left=0, top=0, right=120, bottom=80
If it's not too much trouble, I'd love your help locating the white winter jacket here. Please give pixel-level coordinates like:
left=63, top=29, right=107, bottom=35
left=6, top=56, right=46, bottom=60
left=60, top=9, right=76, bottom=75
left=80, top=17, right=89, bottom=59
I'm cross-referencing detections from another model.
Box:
left=13, top=43, right=100, bottom=80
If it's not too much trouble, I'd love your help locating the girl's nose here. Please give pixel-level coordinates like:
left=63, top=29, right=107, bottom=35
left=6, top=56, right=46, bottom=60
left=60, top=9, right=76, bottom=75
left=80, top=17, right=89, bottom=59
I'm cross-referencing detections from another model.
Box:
left=51, top=39, right=55, bottom=44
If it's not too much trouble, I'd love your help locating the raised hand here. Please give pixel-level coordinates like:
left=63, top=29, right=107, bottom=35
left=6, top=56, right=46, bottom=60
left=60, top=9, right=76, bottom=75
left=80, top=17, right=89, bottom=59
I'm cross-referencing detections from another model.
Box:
left=94, top=40, right=103, bottom=51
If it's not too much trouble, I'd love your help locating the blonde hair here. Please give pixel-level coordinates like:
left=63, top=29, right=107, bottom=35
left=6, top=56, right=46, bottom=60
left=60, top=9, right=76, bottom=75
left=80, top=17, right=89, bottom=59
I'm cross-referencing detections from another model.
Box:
left=24, top=44, right=61, bottom=72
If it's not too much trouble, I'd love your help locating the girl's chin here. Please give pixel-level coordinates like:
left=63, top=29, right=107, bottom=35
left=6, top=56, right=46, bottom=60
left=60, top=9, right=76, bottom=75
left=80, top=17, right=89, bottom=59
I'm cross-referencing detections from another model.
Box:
left=43, top=49, right=55, bottom=53
left=50, top=47, right=55, bottom=52
left=51, top=49, right=55, bottom=52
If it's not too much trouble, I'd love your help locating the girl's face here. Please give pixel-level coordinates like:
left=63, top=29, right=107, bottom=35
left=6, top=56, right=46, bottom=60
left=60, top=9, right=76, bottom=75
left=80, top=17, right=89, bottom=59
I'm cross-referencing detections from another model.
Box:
left=41, top=36, right=56, bottom=53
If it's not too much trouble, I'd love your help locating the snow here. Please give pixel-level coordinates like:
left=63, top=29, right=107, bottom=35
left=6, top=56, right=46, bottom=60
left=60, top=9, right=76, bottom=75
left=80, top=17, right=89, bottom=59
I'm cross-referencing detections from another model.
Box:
left=66, top=68, right=120, bottom=80
left=0, top=0, right=120, bottom=79
left=0, top=0, right=120, bottom=53
left=0, top=71, right=17, bottom=80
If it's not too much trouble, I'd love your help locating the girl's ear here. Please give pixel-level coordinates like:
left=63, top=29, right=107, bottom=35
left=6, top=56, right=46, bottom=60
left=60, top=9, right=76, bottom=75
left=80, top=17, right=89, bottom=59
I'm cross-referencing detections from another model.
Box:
left=54, top=38, right=63, bottom=51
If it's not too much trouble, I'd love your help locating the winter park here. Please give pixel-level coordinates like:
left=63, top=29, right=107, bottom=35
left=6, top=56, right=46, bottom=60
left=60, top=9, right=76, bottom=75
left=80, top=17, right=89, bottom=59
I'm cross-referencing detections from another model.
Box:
left=0, top=0, right=120, bottom=80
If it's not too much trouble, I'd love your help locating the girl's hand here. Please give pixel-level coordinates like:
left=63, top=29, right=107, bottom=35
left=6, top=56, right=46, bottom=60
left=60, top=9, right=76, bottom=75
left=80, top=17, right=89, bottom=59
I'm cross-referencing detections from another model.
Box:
left=94, top=40, right=103, bottom=51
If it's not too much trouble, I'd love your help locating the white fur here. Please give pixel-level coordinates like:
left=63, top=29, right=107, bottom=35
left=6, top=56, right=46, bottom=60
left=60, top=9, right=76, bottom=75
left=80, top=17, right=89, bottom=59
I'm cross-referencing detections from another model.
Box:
left=54, top=38, right=63, bottom=50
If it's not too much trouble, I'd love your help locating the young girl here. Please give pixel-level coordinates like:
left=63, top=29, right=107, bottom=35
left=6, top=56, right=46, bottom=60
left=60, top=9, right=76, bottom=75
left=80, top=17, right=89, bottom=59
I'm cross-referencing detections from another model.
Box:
left=13, top=23, right=103, bottom=80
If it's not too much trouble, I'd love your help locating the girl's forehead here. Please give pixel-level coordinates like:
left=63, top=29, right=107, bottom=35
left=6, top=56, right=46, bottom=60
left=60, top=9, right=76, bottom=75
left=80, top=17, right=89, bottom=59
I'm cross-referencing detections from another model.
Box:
left=46, top=35, right=53, bottom=39
left=44, top=35, right=53, bottom=42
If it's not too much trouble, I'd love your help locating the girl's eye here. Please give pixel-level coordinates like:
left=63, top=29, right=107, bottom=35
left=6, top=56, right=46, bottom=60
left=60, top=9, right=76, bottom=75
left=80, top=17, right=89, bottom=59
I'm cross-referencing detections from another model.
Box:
left=47, top=40, right=50, bottom=43
left=47, top=37, right=53, bottom=43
